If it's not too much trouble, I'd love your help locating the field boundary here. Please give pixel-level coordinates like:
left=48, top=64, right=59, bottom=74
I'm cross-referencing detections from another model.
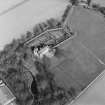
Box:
left=0, top=0, right=31, bottom=17
left=69, top=68, right=105, bottom=105
left=67, top=40, right=105, bottom=105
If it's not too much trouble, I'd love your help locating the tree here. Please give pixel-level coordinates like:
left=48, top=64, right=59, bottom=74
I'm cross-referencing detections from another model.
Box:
left=30, top=75, right=39, bottom=98
left=56, top=22, right=62, bottom=28
left=41, top=22, right=49, bottom=31
left=47, top=18, right=60, bottom=29
left=33, top=24, right=41, bottom=36
left=87, top=0, right=91, bottom=6
left=68, top=87, right=76, bottom=98
left=39, top=23, right=45, bottom=33
left=69, top=0, right=79, bottom=5
left=47, top=19, right=55, bottom=29
left=99, top=7, right=105, bottom=15
left=4, top=67, right=33, bottom=105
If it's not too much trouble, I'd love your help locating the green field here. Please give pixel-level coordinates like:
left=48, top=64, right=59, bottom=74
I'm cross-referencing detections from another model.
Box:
left=44, top=6, right=105, bottom=99
left=48, top=38, right=105, bottom=96
left=65, top=6, right=105, bottom=63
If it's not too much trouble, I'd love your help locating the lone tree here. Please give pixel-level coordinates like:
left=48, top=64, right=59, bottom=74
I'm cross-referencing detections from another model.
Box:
left=92, top=3, right=100, bottom=10
left=87, top=0, right=91, bottom=6
left=69, top=0, right=79, bottom=5
left=99, top=7, right=105, bottom=15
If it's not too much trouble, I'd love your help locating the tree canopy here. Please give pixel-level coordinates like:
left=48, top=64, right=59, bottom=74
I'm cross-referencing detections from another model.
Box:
left=69, top=0, right=79, bottom=5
